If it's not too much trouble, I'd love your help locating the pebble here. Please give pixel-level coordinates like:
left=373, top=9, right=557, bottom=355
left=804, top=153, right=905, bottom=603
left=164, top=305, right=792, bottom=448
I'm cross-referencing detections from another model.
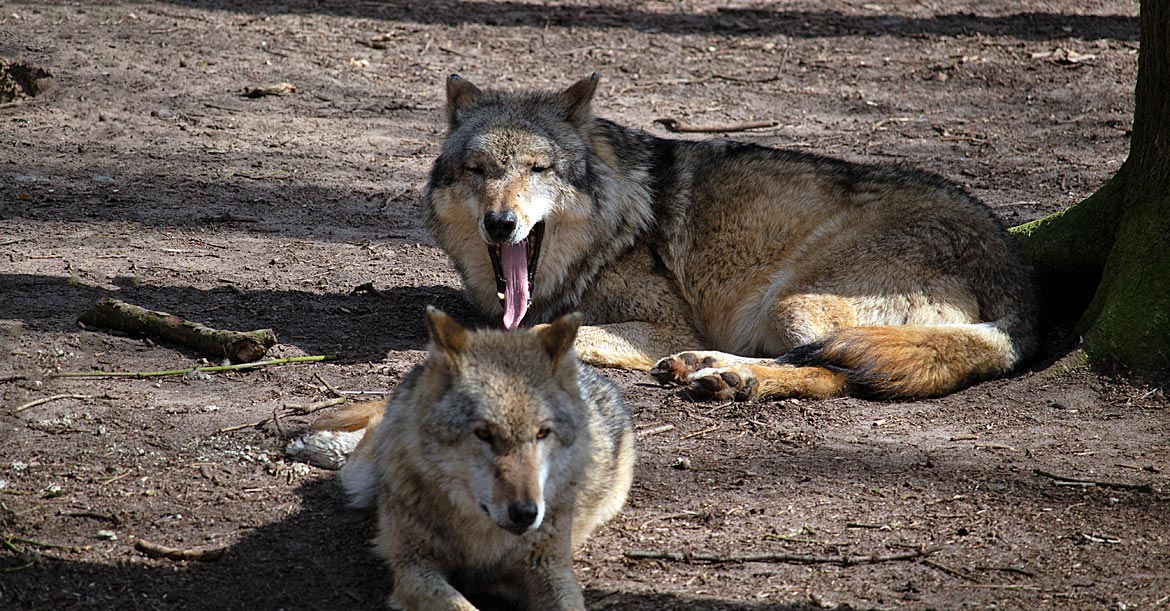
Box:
left=96, top=530, right=117, bottom=541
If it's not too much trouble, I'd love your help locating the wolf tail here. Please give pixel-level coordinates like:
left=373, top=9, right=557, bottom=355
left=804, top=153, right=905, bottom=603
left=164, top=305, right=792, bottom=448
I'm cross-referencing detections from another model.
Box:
left=778, top=317, right=1035, bottom=399
left=284, top=400, right=387, bottom=488
left=311, top=400, right=386, bottom=433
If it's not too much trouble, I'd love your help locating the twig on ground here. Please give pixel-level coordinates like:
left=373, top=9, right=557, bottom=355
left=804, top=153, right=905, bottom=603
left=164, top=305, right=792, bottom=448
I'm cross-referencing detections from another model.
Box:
left=286, top=396, right=347, bottom=415
left=654, top=118, right=779, bottom=133
left=134, top=538, right=226, bottom=562
left=313, top=372, right=343, bottom=398
left=679, top=424, right=720, bottom=441
left=13, top=394, right=91, bottom=413
left=80, top=298, right=277, bottom=363
left=637, top=423, right=675, bottom=438
left=271, top=405, right=285, bottom=438
left=215, top=419, right=269, bottom=434
left=1033, top=468, right=1153, bottom=492
left=53, top=355, right=332, bottom=379
left=62, top=511, right=121, bottom=525
left=922, top=558, right=980, bottom=582
left=975, top=565, right=1036, bottom=578
left=4, top=534, right=91, bottom=553
left=624, top=546, right=937, bottom=566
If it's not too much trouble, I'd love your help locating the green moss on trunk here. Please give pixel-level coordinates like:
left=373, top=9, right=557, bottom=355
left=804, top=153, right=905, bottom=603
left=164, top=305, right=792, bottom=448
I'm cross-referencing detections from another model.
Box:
left=1079, top=171, right=1170, bottom=377
left=1010, top=173, right=1121, bottom=282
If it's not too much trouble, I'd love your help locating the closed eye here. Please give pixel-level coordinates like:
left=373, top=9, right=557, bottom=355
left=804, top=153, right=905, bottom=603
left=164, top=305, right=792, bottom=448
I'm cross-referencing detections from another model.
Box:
left=531, top=164, right=552, bottom=174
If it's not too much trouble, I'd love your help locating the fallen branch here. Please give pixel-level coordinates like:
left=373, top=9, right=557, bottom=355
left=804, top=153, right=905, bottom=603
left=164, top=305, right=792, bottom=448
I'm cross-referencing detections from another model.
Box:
left=13, top=394, right=91, bottom=413
left=654, top=118, right=779, bottom=134
left=1033, top=468, right=1153, bottom=493
left=286, top=396, right=347, bottom=415
left=624, top=546, right=937, bottom=566
left=53, top=355, right=332, bottom=379
left=134, top=538, right=226, bottom=562
left=80, top=298, right=276, bottom=363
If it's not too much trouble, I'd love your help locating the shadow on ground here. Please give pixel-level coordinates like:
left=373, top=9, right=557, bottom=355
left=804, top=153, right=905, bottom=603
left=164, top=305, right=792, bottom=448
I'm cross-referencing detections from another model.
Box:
left=156, top=1, right=1138, bottom=41
left=0, top=478, right=850, bottom=611
left=0, top=274, right=479, bottom=362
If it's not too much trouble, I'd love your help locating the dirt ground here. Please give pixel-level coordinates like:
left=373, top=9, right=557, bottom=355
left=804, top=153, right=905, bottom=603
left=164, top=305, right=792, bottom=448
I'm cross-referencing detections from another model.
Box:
left=1, top=1, right=1167, bottom=609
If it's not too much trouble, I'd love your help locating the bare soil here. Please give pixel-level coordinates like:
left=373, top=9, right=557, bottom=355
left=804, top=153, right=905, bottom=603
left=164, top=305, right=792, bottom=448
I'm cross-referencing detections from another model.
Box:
left=2, top=1, right=1167, bottom=610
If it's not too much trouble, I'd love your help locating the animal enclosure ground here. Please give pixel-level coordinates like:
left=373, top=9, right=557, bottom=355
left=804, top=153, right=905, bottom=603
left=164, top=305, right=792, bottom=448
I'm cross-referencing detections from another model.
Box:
left=1, top=1, right=1167, bottom=609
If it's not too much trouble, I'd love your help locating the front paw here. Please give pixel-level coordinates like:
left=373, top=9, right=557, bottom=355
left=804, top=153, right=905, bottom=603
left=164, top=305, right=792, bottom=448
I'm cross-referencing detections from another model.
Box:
left=687, top=368, right=758, bottom=401
left=649, top=352, right=723, bottom=386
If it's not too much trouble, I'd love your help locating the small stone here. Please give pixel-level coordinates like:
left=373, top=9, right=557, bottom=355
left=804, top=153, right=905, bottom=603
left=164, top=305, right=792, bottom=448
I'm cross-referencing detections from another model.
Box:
left=672, top=457, right=692, bottom=471
left=151, top=108, right=173, bottom=119
left=96, top=529, right=117, bottom=541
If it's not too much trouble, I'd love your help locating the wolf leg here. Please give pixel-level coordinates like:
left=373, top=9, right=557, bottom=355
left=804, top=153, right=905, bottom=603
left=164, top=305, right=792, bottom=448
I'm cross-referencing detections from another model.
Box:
left=686, top=362, right=848, bottom=401
left=572, top=322, right=700, bottom=371
left=390, top=563, right=479, bottom=611
left=523, top=557, right=586, bottom=611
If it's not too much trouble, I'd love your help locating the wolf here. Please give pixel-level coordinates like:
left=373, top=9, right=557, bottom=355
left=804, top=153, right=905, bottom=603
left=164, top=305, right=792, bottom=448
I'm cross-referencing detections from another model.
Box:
left=424, top=73, right=1039, bottom=401
left=306, top=307, right=634, bottom=611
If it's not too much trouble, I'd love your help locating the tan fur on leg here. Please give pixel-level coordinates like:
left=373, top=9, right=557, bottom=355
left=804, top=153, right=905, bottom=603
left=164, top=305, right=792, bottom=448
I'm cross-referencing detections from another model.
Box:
left=574, top=322, right=700, bottom=371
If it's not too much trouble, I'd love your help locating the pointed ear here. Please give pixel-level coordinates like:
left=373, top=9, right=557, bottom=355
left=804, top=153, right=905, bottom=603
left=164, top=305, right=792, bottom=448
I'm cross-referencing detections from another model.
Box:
left=425, top=306, right=469, bottom=367
left=559, top=73, right=599, bottom=124
left=538, top=312, right=583, bottom=366
left=446, top=74, right=482, bottom=127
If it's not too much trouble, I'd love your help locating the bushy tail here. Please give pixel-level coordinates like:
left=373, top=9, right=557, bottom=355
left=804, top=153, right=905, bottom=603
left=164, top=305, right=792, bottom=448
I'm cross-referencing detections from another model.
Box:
left=778, top=321, right=1025, bottom=399
left=311, top=400, right=386, bottom=433
left=284, top=400, right=387, bottom=479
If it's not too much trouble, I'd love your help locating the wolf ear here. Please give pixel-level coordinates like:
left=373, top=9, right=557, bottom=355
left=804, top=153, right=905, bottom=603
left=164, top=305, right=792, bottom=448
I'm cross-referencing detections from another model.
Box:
left=538, top=312, right=583, bottom=366
left=559, top=73, right=599, bottom=124
left=425, top=306, right=469, bottom=366
left=446, top=74, right=482, bottom=127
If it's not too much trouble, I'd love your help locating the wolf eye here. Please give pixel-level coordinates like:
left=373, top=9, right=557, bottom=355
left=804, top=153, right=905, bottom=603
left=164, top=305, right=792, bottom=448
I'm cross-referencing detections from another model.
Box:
left=465, top=165, right=484, bottom=175
left=536, top=427, right=552, bottom=440
left=473, top=426, right=493, bottom=442
left=531, top=164, right=552, bottom=174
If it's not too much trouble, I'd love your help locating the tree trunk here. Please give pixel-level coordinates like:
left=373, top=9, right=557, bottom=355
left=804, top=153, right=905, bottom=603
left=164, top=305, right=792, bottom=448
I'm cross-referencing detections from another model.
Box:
left=1012, top=0, right=1170, bottom=380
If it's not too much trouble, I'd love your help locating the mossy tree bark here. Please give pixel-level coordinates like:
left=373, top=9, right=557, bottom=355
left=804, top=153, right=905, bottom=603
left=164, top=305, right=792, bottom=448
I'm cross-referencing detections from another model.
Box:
left=1011, top=0, right=1170, bottom=380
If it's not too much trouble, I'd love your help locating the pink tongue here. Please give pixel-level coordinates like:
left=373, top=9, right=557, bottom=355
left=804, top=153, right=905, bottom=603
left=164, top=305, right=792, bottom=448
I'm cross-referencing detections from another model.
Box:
left=500, top=240, right=530, bottom=330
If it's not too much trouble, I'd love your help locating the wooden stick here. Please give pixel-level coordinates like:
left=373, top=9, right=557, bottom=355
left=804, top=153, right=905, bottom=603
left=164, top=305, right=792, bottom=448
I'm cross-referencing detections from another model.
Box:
left=286, top=396, right=347, bottom=415
left=1033, top=468, right=1153, bottom=492
left=13, top=394, right=91, bottom=413
left=80, top=298, right=277, bottom=363
left=624, top=546, right=936, bottom=566
left=134, top=538, right=226, bottom=562
left=654, top=118, right=779, bottom=133
left=52, top=355, right=332, bottom=379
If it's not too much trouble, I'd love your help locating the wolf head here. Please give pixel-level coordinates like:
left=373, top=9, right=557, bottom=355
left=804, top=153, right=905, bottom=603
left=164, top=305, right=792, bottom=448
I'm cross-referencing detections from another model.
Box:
left=418, top=307, right=588, bottom=535
left=424, top=75, right=604, bottom=329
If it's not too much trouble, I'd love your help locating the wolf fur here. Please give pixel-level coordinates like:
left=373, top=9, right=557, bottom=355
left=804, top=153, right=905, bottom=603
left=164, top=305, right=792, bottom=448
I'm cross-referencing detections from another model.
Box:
left=316, top=307, right=634, bottom=611
left=424, top=74, right=1039, bottom=400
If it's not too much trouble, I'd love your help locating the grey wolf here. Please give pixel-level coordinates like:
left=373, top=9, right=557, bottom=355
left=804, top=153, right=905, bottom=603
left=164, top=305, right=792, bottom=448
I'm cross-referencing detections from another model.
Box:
left=305, top=307, right=634, bottom=611
left=424, top=73, right=1039, bottom=400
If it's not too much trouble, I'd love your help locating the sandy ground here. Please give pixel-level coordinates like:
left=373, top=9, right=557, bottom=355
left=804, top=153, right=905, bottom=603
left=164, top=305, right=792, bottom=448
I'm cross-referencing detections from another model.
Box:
left=2, top=1, right=1167, bottom=610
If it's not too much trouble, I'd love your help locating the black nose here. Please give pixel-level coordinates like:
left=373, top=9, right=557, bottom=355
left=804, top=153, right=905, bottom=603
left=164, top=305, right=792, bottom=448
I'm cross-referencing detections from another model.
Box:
left=507, top=500, right=539, bottom=528
left=483, top=210, right=517, bottom=243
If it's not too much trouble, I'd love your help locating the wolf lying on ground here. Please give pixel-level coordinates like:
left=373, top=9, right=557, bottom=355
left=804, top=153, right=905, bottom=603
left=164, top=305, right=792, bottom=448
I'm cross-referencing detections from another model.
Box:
left=303, top=307, right=634, bottom=611
left=425, top=73, right=1039, bottom=400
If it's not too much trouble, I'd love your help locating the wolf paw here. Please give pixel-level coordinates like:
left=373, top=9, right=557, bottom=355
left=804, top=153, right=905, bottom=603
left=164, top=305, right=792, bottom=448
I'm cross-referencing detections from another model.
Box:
left=686, top=368, right=758, bottom=401
left=649, top=352, right=725, bottom=386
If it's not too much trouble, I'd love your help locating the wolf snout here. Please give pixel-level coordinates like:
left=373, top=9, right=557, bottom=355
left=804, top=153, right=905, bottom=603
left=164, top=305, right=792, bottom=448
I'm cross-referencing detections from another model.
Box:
left=503, top=500, right=540, bottom=534
left=483, top=210, right=518, bottom=243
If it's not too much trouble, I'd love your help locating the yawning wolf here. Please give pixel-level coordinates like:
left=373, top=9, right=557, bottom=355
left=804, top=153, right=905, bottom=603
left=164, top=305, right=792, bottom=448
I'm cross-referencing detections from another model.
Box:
left=425, top=73, right=1039, bottom=400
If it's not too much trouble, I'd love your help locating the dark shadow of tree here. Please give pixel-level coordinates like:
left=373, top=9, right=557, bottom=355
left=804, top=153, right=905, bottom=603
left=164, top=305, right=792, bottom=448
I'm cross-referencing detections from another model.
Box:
left=0, top=273, right=482, bottom=362
left=155, top=1, right=1138, bottom=41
